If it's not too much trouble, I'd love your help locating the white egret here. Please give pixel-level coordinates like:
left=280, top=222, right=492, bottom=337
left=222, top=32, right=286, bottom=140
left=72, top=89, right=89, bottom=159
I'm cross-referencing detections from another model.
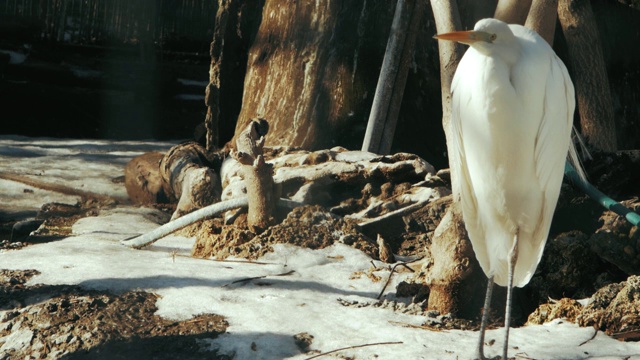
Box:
left=434, top=18, right=575, bottom=359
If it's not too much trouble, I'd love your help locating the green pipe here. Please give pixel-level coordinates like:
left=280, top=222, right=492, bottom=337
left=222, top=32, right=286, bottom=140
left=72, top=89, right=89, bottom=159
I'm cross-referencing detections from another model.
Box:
left=565, top=162, right=640, bottom=226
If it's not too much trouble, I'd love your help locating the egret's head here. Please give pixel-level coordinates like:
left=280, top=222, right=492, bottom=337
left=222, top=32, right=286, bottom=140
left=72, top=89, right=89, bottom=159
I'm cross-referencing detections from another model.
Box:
left=434, top=18, right=519, bottom=62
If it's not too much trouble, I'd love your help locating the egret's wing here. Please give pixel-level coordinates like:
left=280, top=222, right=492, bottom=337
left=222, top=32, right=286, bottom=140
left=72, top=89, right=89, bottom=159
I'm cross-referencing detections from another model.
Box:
left=449, top=61, right=473, bottom=205
left=530, top=54, right=575, bottom=243
left=449, top=56, right=484, bottom=262
left=533, top=56, right=574, bottom=193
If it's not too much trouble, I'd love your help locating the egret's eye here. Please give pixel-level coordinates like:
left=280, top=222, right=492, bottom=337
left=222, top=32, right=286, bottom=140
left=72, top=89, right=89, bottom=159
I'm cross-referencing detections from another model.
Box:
left=490, top=34, right=497, bottom=42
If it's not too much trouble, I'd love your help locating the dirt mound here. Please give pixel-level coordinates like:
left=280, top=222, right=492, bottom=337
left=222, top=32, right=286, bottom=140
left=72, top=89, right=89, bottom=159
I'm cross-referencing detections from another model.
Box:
left=191, top=205, right=377, bottom=260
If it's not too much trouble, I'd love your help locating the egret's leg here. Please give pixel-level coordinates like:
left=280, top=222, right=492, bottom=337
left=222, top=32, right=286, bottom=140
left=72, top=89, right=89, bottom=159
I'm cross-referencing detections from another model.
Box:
left=477, top=275, right=494, bottom=360
left=502, top=231, right=519, bottom=360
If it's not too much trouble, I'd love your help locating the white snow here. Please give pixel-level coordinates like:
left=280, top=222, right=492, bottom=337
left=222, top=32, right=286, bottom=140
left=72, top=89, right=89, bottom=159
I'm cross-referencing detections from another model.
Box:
left=1, top=136, right=640, bottom=359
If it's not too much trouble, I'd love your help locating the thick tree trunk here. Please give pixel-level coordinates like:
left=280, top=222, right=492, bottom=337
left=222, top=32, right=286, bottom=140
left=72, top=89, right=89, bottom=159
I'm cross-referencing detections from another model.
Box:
left=558, top=0, right=617, bottom=152
left=230, top=1, right=396, bottom=152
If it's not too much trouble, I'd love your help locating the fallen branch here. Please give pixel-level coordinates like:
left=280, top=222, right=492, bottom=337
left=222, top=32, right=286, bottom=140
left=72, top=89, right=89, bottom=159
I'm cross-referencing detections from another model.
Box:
left=174, top=254, right=276, bottom=265
left=121, top=197, right=302, bottom=249
left=121, top=197, right=248, bottom=249
left=304, top=341, right=403, bottom=360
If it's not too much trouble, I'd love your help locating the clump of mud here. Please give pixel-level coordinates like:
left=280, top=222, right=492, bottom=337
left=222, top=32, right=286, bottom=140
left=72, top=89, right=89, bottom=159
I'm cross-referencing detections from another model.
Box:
left=528, top=275, right=640, bottom=341
left=191, top=205, right=377, bottom=260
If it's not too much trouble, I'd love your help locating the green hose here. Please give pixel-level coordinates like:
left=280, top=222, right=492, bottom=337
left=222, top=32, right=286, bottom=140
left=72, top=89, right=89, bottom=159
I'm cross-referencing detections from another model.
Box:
left=565, top=162, right=640, bottom=227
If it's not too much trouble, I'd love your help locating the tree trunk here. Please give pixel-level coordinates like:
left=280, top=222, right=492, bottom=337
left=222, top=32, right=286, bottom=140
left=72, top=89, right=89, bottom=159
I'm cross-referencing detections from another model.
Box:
left=558, top=0, right=617, bottom=152
left=424, top=202, right=488, bottom=319
left=230, top=1, right=396, bottom=152
left=430, top=0, right=464, bottom=144
left=205, top=0, right=264, bottom=151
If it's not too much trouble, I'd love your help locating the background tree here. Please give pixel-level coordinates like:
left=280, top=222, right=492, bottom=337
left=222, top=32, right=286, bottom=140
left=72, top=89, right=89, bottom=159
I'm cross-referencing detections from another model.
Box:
left=558, top=0, right=618, bottom=152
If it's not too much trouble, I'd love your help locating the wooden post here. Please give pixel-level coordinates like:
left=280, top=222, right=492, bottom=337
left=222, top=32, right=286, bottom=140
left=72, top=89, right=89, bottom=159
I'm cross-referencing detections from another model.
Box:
left=362, top=0, right=424, bottom=155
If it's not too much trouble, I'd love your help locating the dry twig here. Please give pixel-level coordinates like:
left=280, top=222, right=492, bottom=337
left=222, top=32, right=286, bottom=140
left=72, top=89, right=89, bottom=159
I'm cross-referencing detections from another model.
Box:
left=304, top=341, right=403, bottom=359
left=376, top=262, right=416, bottom=299
left=224, top=270, right=295, bottom=287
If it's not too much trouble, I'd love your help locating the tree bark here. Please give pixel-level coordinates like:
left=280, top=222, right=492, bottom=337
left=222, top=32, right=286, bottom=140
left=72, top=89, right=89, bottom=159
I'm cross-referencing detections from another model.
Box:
left=431, top=0, right=465, bottom=199
left=424, top=202, right=488, bottom=318
left=230, top=1, right=396, bottom=152
left=525, top=0, right=557, bottom=45
left=558, top=0, right=617, bottom=152
left=430, top=0, right=464, bottom=144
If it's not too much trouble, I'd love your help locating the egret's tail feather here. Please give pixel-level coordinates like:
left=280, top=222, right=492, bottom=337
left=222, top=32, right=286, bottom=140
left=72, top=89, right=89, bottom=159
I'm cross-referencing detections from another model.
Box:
left=568, top=127, right=588, bottom=183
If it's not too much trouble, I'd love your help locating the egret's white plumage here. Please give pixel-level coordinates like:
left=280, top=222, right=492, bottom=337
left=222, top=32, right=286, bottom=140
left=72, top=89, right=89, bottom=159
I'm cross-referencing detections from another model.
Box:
left=435, top=18, right=575, bottom=359
left=448, top=19, right=573, bottom=287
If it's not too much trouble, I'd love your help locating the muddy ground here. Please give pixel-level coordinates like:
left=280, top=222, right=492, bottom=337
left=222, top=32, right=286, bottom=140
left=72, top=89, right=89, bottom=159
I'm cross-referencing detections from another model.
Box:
left=1, top=150, right=640, bottom=358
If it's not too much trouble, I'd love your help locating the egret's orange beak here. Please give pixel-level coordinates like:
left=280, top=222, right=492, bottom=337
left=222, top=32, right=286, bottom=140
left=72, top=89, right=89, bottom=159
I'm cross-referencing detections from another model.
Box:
left=433, top=30, right=490, bottom=45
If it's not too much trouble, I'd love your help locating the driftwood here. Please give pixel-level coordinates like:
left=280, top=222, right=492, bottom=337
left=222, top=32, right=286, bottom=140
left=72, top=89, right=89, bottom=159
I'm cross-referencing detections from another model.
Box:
left=124, top=142, right=223, bottom=220
left=159, top=142, right=223, bottom=220
left=125, top=151, right=169, bottom=205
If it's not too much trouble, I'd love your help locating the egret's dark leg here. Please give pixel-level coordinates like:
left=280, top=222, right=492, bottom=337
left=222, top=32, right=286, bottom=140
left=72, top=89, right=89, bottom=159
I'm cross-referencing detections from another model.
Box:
left=503, top=231, right=519, bottom=360
left=477, top=275, right=494, bottom=360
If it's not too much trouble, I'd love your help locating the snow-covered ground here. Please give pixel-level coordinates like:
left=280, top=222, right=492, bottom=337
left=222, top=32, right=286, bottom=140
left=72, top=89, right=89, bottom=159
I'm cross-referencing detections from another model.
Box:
left=1, top=136, right=639, bottom=359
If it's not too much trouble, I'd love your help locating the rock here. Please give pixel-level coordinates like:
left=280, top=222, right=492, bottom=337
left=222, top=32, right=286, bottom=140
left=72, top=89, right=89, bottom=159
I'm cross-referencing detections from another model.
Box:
left=10, top=219, right=44, bottom=242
